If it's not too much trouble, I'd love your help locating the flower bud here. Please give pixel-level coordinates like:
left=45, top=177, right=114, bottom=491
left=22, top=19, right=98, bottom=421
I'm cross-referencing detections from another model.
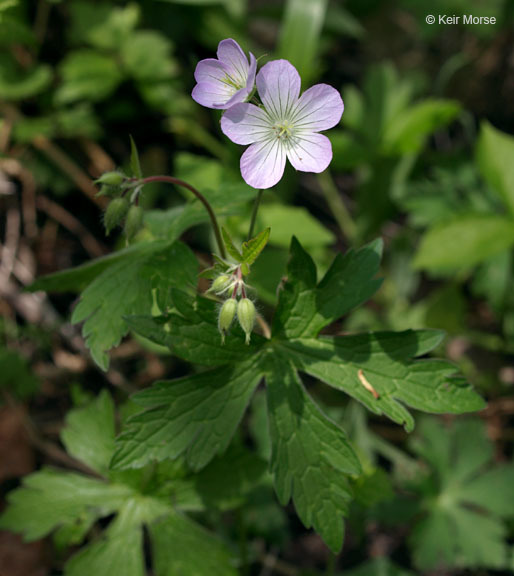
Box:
left=237, top=298, right=256, bottom=345
left=95, top=171, right=126, bottom=187
left=124, top=205, right=144, bottom=240
left=96, top=184, right=120, bottom=198
left=104, top=197, right=129, bottom=235
left=218, top=298, right=237, bottom=343
left=208, top=274, right=232, bottom=294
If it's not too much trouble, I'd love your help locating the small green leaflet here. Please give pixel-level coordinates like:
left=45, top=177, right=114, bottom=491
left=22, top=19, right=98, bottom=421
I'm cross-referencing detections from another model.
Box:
left=476, top=121, right=514, bottom=216
left=118, top=236, right=484, bottom=553
left=241, top=227, right=271, bottom=267
left=221, top=227, right=271, bottom=273
left=221, top=226, right=243, bottom=262
left=129, top=135, right=142, bottom=179
left=0, top=391, right=241, bottom=576
left=408, top=418, right=514, bottom=570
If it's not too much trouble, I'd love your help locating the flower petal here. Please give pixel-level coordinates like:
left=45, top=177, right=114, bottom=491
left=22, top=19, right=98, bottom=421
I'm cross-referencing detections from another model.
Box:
left=287, top=133, right=333, bottom=173
left=256, top=60, right=301, bottom=120
left=192, top=81, right=234, bottom=109
left=194, top=58, right=229, bottom=84
left=221, top=103, right=271, bottom=145
left=291, top=84, right=344, bottom=132
left=213, top=52, right=257, bottom=109
left=241, top=139, right=286, bottom=189
left=245, top=52, right=257, bottom=92
left=217, top=38, right=249, bottom=85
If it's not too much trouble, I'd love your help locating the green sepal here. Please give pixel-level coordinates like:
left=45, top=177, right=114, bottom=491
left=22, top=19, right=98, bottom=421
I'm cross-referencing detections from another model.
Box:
left=241, top=227, right=271, bottom=268
left=221, top=227, right=243, bottom=262
left=129, top=135, right=142, bottom=179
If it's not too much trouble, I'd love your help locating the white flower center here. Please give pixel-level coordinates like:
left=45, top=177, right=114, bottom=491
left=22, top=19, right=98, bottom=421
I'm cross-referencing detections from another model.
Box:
left=272, top=120, right=294, bottom=141
left=222, top=74, right=244, bottom=92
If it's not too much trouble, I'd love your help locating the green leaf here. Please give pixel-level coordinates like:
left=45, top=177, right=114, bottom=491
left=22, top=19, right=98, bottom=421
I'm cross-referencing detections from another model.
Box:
left=71, top=242, right=197, bottom=370
left=0, top=391, right=239, bottom=575
left=250, top=204, right=335, bottom=248
left=0, top=347, right=39, bottom=400
left=144, top=203, right=207, bottom=241
left=65, top=513, right=145, bottom=576
left=84, top=3, right=140, bottom=50
left=61, top=390, right=116, bottom=475
left=27, top=241, right=166, bottom=294
left=124, top=294, right=262, bottom=367
left=265, top=355, right=361, bottom=553
left=0, top=62, right=52, bottom=100
left=111, top=357, right=263, bottom=471
left=345, top=558, right=414, bottom=576
left=56, top=50, right=123, bottom=104
left=242, top=227, right=271, bottom=267
left=273, top=237, right=383, bottom=339
left=277, top=0, right=328, bottom=84
left=221, top=227, right=243, bottom=262
left=282, top=331, right=484, bottom=432
left=408, top=418, right=513, bottom=570
left=129, top=135, right=142, bottom=179
left=413, top=214, right=514, bottom=271
left=0, top=389, right=240, bottom=575
left=122, top=31, right=177, bottom=82
left=174, top=153, right=256, bottom=217
left=477, top=121, right=514, bottom=215
left=150, top=513, right=237, bottom=576
left=176, top=445, right=267, bottom=511
left=0, top=468, right=133, bottom=541
left=382, top=100, right=460, bottom=155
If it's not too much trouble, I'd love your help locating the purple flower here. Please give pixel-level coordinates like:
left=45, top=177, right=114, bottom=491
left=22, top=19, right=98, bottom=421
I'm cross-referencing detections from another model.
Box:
left=192, top=39, right=257, bottom=110
left=221, top=59, right=344, bottom=189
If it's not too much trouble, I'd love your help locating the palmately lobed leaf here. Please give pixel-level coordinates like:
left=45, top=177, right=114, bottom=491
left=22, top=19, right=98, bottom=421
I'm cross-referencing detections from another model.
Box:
left=0, top=391, right=240, bottom=576
left=408, top=418, right=514, bottom=570
left=0, top=468, right=134, bottom=541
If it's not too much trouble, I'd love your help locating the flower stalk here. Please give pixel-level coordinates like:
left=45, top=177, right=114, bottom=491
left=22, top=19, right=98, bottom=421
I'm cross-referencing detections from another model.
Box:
left=130, top=175, right=226, bottom=259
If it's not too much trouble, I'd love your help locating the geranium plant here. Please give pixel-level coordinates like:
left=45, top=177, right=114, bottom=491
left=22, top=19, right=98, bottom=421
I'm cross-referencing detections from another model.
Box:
left=0, top=37, right=486, bottom=575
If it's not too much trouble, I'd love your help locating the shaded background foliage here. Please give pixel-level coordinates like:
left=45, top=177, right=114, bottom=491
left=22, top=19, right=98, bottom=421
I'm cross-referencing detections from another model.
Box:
left=0, top=0, right=513, bottom=574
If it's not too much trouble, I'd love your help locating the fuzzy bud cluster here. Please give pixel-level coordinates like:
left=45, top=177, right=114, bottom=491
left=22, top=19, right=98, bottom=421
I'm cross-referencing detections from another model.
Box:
left=212, top=266, right=256, bottom=344
left=96, top=171, right=145, bottom=240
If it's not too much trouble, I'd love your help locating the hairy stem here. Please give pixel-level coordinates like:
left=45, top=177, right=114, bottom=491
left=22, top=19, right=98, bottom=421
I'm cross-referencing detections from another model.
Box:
left=135, top=175, right=226, bottom=259
left=248, top=189, right=263, bottom=240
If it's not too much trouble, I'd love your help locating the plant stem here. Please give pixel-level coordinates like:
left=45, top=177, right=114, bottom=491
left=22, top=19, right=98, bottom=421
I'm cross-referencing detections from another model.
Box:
left=135, top=175, right=226, bottom=259
left=248, top=189, right=263, bottom=240
left=326, top=552, right=336, bottom=576
left=317, top=171, right=357, bottom=243
left=237, top=508, right=249, bottom=575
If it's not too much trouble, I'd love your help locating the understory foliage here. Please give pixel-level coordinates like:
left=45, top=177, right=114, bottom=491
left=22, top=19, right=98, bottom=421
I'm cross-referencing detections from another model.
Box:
left=1, top=1, right=513, bottom=575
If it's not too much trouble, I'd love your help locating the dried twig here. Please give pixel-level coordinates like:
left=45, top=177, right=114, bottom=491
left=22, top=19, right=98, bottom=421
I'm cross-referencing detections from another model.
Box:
left=36, top=195, right=106, bottom=258
left=32, top=135, right=108, bottom=209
